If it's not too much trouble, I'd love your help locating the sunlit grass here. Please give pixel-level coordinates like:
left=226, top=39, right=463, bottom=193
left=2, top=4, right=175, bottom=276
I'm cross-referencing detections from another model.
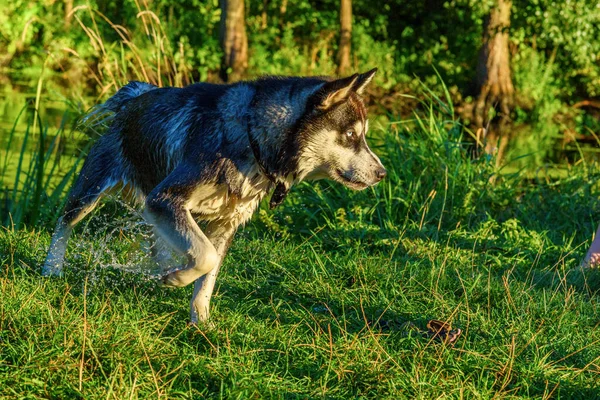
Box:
left=0, top=98, right=88, bottom=229
left=2, top=200, right=599, bottom=397
left=69, top=1, right=193, bottom=98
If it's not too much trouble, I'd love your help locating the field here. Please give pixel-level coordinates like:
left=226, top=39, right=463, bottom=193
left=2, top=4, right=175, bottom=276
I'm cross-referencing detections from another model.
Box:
left=1, top=97, right=600, bottom=398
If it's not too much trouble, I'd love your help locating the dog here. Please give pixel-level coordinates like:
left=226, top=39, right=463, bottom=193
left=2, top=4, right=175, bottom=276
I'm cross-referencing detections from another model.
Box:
left=43, top=69, right=386, bottom=323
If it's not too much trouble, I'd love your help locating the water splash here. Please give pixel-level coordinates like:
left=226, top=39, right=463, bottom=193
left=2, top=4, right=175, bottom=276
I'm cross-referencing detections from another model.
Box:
left=72, top=195, right=184, bottom=281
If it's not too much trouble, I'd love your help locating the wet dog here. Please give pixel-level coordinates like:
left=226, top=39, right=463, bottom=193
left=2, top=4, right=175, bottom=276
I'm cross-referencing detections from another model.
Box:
left=43, top=69, right=386, bottom=323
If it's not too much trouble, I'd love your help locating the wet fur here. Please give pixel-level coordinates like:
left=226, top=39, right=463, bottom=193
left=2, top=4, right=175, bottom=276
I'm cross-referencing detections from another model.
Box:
left=43, top=70, right=385, bottom=323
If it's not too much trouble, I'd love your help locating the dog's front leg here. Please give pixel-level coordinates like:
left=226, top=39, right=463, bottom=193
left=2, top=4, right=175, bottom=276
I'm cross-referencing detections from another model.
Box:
left=147, top=228, right=174, bottom=268
left=190, top=221, right=238, bottom=324
left=144, top=166, right=220, bottom=288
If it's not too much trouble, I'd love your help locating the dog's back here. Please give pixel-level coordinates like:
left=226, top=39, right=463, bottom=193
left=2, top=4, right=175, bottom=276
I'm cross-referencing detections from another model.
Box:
left=94, top=83, right=234, bottom=194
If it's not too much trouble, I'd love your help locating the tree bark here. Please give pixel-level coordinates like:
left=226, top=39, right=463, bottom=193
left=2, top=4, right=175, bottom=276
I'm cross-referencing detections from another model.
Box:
left=219, top=0, right=248, bottom=82
left=337, top=0, right=352, bottom=75
left=473, top=0, right=514, bottom=162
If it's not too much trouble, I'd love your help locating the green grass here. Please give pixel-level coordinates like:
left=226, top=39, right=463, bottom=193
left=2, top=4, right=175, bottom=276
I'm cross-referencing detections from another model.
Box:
left=0, top=96, right=88, bottom=230
left=2, top=92, right=600, bottom=398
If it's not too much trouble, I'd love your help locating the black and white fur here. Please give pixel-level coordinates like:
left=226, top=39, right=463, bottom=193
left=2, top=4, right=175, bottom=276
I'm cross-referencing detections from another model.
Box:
left=43, top=69, right=386, bottom=323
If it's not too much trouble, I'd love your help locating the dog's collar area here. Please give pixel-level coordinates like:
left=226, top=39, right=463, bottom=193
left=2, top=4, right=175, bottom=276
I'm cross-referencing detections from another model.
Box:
left=247, top=127, right=275, bottom=182
left=269, top=183, right=289, bottom=209
left=246, top=119, right=290, bottom=209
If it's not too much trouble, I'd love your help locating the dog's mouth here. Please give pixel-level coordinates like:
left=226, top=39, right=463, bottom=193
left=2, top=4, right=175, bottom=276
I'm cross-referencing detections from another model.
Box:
left=335, top=169, right=369, bottom=190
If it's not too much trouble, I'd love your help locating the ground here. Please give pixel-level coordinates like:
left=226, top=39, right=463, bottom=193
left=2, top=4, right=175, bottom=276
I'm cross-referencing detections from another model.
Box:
left=2, top=192, right=600, bottom=398
left=1, top=119, right=600, bottom=398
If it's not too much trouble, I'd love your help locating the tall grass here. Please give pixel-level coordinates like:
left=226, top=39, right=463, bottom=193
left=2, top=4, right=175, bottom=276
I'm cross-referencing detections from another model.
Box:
left=259, top=76, right=600, bottom=266
left=68, top=1, right=193, bottom=100
left=1, top=102, right=87, bottom=230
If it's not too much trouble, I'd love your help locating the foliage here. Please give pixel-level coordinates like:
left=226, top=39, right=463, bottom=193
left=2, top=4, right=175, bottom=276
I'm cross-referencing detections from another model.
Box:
left=512, top=0, right=600, bottom=97
left=0, top=83, right=87, bottom=230
left=510, top=46, right=565, bottom=167
left=2, top=0, right=598, bottom=97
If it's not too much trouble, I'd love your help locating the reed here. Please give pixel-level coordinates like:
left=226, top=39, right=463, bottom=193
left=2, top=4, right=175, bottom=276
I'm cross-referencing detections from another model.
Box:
left=68, top=0, right=192, bottom=100
left=1, top=103, right=88, bottom=229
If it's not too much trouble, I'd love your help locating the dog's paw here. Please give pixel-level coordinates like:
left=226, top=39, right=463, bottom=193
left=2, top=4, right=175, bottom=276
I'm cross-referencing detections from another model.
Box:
left=187, top=318, right=215, bottom=330
left=189, top=312, right=214, bottom=329
left=159, top=271, right=186, bottom=288
left=159, top=274, right=177, bottom=288
left=41, top=263, right=63, bottom=277
left=581, top=252, right=600, bottom=269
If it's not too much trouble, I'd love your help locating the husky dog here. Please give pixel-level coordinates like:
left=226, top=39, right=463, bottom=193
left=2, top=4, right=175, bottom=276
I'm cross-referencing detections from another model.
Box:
left=43, top=69, right=386, bottom=323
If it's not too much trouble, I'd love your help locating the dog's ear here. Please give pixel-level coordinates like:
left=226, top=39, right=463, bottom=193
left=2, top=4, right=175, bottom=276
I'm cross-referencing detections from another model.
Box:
left=353, top=68, right=377, bottom=95
left=316, top=74, right=359, bottom=111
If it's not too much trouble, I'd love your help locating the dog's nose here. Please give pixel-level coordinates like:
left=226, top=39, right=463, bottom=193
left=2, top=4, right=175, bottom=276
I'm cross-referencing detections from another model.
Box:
left=376, top=168, right=387, bottom=180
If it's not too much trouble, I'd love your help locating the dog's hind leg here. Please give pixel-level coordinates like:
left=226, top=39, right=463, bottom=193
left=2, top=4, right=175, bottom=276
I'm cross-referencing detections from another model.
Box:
left=144, top=165, right=221, bottom=288
left=189, top=221, right=238, bottom=324
left=42, top=135, right=122, bottom=276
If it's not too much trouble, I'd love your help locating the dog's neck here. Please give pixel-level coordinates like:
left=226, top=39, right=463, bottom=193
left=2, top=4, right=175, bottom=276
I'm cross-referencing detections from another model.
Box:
left=247, top=80, right=324, bottom=187
left=245, top=117, right=289, bottom=208
left=217, top=79, right=324, bottom=207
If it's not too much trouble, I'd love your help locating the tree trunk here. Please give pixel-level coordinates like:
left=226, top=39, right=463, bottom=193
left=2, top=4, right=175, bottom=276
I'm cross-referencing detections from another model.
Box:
left=337, top=0, right=352, bottom=75
left=473, top=0, right=514, bottom=162
left=219, top=0, right=248, bottom=82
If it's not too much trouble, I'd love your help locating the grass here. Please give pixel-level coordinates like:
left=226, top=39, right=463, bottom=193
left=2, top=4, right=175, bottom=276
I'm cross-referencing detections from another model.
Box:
left=2, top=90, right=600, bottom=398
left=0, top=102, right=88, bottom=229
left=70, top=2, right=193, bottom=100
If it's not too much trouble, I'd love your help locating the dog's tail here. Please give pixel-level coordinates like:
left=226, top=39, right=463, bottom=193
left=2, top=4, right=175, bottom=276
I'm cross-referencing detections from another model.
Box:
left=81, top=81, right=158, bottom=134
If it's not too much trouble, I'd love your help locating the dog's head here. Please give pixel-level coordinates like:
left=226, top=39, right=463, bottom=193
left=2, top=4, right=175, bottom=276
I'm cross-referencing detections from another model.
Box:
left=297, top=69, right=386, bottom=190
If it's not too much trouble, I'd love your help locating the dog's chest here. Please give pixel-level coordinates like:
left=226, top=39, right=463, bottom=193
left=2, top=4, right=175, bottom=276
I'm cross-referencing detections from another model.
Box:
left=187, top=178, right=270, bottom=224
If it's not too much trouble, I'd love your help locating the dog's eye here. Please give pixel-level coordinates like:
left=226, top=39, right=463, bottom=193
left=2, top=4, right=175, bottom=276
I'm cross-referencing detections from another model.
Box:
left=346, top=130, right=354, bottom=137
